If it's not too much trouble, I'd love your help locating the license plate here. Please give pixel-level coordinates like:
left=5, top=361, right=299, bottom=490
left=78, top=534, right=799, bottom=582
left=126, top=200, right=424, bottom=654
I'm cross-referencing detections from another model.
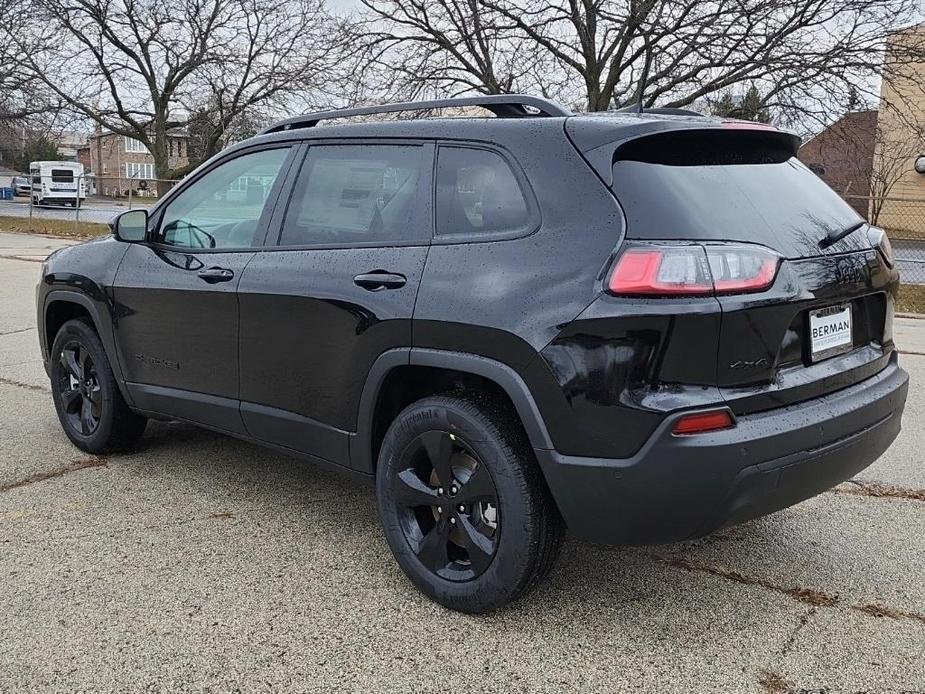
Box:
left=809, top=305, right=853, bottom=362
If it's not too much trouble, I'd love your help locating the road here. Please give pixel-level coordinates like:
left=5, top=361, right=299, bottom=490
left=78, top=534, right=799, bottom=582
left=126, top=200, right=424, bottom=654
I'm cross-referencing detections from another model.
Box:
left=0, top=198, right=143, bottom=225
left=0, top=231, right=923, bottom=693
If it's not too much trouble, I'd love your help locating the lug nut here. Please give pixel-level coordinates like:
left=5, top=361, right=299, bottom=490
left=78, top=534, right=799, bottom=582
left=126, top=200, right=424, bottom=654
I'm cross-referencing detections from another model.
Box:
left=437, top=506, right=443, bottom=514
left=458, top=505, right=465, bottom=513
left=450, top=517, right=456, bottom=525
left=437, top=487, right=444, bottom=495
left=450, top=485, right=458, bottom=495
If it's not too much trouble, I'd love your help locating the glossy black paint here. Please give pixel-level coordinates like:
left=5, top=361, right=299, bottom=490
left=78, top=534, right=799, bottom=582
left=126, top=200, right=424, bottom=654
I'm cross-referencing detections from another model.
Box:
left=36, top=107, right=908, bottom=545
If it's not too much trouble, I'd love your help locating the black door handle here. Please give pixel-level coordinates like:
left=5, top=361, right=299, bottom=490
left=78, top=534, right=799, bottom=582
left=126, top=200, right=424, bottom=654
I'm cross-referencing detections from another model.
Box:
left=198, top=266, right=235, bottom=283
left=354, top=271, right=407, bottom=291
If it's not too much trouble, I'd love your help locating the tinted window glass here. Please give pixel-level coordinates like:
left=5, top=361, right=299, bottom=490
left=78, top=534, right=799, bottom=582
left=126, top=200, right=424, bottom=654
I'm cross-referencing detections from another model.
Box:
left=51, top=169, right=74, bottom=183
left=156, top=147, right=290, bottom=249
left=436, top=147, right=529, bottom=236
left=610, top=132, right=862, bottom=258
left=280, top=145, right=424, bottom=246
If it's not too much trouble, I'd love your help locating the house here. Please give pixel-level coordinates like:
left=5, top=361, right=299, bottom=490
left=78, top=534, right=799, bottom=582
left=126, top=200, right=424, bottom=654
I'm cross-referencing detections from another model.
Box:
left=798, top=110, right=878, bottom=219
left=871, top=23, right=925, bottom=232
left=82, top=129, right=189, bottom=197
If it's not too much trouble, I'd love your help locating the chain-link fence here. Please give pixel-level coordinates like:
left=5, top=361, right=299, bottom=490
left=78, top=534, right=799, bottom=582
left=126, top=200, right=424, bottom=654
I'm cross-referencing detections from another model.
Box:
left=846, top=195, right=925, bottom=284
left=2, top=170, right=180, bottom=234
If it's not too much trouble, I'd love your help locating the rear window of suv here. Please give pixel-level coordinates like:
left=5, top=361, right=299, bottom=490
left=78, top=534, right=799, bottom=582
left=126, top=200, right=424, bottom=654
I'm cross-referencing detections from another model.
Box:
left=610, top=130, right=861, bottom=257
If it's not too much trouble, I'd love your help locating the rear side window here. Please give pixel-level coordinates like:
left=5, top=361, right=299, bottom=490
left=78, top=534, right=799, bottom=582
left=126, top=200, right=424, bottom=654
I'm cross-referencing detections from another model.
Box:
left=51, top=169, right=74, bottom=183
left=435, top=147, right=531, bottom=238
left=280, top=144, right=425, bottom=246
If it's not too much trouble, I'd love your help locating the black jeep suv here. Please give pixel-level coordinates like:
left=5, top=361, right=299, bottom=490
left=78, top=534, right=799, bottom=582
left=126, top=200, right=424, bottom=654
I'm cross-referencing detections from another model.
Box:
left=38, top=96, right=908, bottom=613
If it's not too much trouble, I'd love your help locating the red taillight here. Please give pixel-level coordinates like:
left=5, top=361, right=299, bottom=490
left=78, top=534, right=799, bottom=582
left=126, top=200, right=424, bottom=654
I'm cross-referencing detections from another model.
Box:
left=608, top=246, right=712, bottom=296
left=608, top=243, right=779, bottom=297
left=672, top=409, right=735, bottom=435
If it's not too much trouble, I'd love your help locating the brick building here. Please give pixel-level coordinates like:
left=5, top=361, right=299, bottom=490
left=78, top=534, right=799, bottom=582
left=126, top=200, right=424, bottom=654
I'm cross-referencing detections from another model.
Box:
left=80, top=129, right=189, bottom=197
left=872, top=23, right=925, bottom=233
left=798, top=110, right=877, bottom=219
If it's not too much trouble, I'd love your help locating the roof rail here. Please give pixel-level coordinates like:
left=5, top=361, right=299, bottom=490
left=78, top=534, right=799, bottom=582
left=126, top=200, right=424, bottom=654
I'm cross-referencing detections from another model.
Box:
left=259, top=95, right=572, bottom=135
left=616, top=105, right=705, bottom=117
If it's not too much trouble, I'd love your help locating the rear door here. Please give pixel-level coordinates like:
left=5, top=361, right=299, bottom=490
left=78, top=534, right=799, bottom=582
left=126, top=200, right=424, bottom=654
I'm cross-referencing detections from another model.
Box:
left=608, top=127, right=897, bottom=411
left=112, top=144, right=297, bottom=432
left=237, top=140, right=433, bottom=467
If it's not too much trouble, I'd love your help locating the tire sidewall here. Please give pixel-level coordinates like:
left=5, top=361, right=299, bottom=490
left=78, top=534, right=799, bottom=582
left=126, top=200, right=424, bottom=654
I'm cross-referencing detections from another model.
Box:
left=50, top=319, right=118, bottom=453
left=376, top=397, right=537, bottom=612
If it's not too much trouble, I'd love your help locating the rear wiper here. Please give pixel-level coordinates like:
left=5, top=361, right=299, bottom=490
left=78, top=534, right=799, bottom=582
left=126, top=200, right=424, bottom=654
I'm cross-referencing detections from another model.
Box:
left=819, top=221, right=865, bottom=249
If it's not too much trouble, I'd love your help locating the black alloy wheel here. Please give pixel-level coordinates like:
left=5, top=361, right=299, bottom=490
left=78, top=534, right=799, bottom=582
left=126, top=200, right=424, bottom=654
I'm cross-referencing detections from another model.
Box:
left=55, top=340, right=102, bottom=436
left=376, top=395, right=563, bottom=613
left=49, top=318, right=147, bottom=453
left=392, top=430, right=500, bottom=581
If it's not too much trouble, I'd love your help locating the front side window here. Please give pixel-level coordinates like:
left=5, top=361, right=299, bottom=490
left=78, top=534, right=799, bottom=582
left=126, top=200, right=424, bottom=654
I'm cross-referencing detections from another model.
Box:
left=279, top=145, right=424, bottom=246
left=156, top=147, right=290, bottom=250
left=435, top=147, right=530, bottom=237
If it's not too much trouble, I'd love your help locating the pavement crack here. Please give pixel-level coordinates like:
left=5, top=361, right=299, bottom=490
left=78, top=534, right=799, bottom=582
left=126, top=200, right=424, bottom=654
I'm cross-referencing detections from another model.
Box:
left=779, top=607, right=817, bottom=657
left=652, top=554, right=838, bottom=607
left=0, top=376, right=49, bottom=392
left=0, top=456, right=108, bottom=493
left=852, top=602, right=925, bottom=626
left=832, top=480, right=925, bottom=502
left=0, top=254, right=43, bottom=263
left=0, top=326, right=35, bottom=336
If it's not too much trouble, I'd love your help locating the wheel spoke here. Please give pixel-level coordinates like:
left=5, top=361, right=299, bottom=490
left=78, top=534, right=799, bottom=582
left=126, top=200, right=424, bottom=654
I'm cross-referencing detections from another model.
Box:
left=89, top=385, right=102, bottom=417
left=62, top=347, right=82, bottom=379
left=393, top=469, right=439, bottom=508
left=60, top=388, right=82, bottom=413
left=456, top=463, right=496, bottom=504
left=80, top=397, right=94, bottom=434
left=80, top=348, right=93, bottom=382
left=457, top=514, right=495, bottom=574
left=415, top=520, right=451, bottom=573
left=420, top=430, right=454, bottom=488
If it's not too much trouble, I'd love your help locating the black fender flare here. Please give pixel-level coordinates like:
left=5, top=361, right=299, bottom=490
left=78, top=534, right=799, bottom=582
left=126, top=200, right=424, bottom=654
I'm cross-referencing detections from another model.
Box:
left=349, top=347, right=554, bottom=474
left=42, top=289, right=133, bottom=405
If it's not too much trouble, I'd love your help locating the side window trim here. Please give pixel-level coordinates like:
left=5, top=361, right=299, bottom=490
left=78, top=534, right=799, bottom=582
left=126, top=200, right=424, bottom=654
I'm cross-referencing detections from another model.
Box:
left=148, top=143, right=299, bottom=253
left=432, top=141, right=540, bottom=245
left=270, top=139, right=436, bottom=250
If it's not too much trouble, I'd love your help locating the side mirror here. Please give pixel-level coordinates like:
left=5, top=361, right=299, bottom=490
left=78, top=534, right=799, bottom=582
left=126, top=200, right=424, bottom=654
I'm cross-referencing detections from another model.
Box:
left=112, top=209, right=148, bottom=242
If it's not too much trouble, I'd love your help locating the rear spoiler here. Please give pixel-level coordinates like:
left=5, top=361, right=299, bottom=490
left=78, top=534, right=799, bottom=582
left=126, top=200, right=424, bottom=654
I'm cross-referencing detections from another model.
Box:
left=565, top=116, right=802, bottom=187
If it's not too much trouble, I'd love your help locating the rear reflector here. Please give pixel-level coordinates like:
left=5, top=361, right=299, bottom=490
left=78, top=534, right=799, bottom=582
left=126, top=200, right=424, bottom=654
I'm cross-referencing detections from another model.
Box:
left=608, top=243, right=779, bottom=297
left=672, top=409, right=735, bottom=435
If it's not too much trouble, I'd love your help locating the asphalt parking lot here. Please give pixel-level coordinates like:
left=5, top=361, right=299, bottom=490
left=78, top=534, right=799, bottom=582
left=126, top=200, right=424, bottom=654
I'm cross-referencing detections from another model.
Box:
left=1, top=231, right=923, bottom=693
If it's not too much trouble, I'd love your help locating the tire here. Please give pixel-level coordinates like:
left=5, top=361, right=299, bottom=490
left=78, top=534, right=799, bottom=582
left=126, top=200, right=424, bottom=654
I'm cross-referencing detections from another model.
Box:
left=376, top=393, right=563, bottom=613
left=49, top=318, right=147, bottom=454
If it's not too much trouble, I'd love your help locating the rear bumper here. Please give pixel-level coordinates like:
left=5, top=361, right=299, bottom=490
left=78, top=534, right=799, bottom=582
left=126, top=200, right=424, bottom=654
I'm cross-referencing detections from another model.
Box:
left=536, top=353, right=908, bottom=545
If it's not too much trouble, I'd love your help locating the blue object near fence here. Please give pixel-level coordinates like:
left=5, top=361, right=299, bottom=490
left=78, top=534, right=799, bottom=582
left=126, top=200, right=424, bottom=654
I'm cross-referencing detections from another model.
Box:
left=0, top=187, right=13, bottom=200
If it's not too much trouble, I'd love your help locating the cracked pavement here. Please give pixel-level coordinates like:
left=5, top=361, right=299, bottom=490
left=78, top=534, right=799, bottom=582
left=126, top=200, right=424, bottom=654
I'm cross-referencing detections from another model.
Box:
left=1, top=232, right=924, bottom=693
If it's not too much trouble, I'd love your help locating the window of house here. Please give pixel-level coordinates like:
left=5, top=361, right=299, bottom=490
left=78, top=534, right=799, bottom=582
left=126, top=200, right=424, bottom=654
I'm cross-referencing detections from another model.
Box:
left=124, top=137, right=148, bottom=153
left=124, top=162, right=154, bottom=180
left=279, top=145, right=425, bottom=246
left=435, top=147, right=531, bottom=237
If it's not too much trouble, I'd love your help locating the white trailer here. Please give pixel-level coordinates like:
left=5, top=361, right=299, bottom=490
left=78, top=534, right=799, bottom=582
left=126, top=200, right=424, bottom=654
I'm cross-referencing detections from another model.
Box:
left=30, top=161, right=86, bottom=207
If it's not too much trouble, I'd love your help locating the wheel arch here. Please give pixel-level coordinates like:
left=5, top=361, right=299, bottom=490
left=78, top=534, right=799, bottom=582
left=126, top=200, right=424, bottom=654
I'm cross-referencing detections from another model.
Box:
left=43, top=290, right=133, bottom=405
left=350, top=348, right=555, bottom=475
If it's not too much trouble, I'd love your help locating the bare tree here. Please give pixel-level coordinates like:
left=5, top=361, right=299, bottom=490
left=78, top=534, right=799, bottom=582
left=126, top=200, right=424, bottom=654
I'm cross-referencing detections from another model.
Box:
left=356, top=0, right=924, bottom=120
left=5, top=0, right=342, bottom=191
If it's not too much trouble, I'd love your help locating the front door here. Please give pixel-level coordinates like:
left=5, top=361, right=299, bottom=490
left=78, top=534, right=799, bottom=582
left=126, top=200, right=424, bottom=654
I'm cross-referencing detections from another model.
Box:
left=111, top=145, right=296, bottom=433
left=237, top=142, right=433, bottom=466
